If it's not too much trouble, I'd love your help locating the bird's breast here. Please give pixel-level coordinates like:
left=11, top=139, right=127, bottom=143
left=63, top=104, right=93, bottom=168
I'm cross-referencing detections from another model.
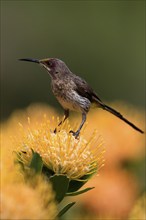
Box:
left=51, top=81, right=69, bottom=96
left=51, top=80, right=91, bottom=112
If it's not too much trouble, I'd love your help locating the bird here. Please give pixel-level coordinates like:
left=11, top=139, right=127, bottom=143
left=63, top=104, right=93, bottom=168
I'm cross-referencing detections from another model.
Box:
left=19, top=58, right=144, bottom=138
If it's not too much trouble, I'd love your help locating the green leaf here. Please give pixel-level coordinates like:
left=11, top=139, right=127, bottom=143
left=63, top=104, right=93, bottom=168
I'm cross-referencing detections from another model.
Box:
left=79, top=169, right=97, bottom=181
left=67, top=179, right=87, bottom=192
left=42, top=165, right=55, bottom=179
left=16, top=160, right=25, bottom=171
left=50, top=174, right=69, bottom=203
left=57, top=202, right=76, bottom=217
left=66, top=187, right=94, bottom=196
left=29, top=151, right=43, bottom=174
left=67, top=170, right=97, bottom=193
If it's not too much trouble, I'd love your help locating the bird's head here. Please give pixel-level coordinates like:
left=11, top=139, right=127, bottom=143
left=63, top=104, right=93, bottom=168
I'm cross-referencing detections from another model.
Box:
left=19, top=58, right=71, bottom=79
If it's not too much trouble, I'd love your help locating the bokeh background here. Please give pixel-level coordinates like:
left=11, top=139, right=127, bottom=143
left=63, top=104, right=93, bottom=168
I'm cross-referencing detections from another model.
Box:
left=1, top=1, right=145, bottom=220
left=1, top=0, right=145, bottom=121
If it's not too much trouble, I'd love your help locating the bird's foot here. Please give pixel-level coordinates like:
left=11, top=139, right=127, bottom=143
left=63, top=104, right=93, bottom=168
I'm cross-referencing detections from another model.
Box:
left=69, top=130, right=80, bottom=139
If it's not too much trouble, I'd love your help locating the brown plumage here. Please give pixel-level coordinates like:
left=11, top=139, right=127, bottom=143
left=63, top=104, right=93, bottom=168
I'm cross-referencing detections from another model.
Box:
left=19, top=58, right=144, bottom=138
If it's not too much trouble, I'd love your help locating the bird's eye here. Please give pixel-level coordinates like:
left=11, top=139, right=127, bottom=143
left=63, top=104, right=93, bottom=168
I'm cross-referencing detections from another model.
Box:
left=55, top=71, right=59, bottom=74
left=47, top=61, right=52, bottom=66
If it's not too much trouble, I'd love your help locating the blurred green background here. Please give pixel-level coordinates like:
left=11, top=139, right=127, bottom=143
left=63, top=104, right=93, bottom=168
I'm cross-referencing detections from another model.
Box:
left=1, top=0, right=145, bottom=121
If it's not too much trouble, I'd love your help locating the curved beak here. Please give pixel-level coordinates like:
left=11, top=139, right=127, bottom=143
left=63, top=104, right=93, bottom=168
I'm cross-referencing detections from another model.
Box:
left=19, top=58, right=51, bottom=75
left=18, top=58, right=40, bottom=64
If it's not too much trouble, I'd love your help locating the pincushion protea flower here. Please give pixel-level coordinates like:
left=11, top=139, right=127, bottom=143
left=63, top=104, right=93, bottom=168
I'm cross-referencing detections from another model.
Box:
left=16, top=117, right=104, bottom=180
left=14, top=115, right=105, bottom=216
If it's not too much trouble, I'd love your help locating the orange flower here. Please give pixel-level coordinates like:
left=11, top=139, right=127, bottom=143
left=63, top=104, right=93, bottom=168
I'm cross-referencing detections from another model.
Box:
left=77, top=169, right=138, bottom=219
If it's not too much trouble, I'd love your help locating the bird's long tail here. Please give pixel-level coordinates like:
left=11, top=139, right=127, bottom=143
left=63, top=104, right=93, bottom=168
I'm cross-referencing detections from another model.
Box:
left=99, top=103, right=144, bottom=134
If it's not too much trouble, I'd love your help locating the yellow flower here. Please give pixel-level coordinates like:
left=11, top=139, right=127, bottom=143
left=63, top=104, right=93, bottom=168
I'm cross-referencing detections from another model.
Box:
left=15, top=115, right=105, bottom=181
left=1, top=104, right=105, bottom=219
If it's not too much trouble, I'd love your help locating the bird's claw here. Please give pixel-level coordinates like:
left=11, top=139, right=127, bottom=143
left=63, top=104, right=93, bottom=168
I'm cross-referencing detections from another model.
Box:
left=69, top=130, right=80, bottom=139
left=54, top=128, right=80, bottom=139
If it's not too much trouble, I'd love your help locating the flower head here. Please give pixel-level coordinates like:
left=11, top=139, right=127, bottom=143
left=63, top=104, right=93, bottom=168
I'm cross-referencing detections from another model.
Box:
left=15, top=116, right=105, bottom=181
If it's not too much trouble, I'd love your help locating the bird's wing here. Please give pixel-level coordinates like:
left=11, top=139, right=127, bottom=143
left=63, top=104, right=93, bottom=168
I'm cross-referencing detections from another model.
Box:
left=74, top=76, right=102, bottom=103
